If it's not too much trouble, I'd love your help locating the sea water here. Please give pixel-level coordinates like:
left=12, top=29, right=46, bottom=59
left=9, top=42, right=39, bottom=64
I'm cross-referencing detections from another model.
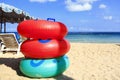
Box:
left=4, top=32, right=120, bottom=43
left=65, top=32, right=120, bottom=43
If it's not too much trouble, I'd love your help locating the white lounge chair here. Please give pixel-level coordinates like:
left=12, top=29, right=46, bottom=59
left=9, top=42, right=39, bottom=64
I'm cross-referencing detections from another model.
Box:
left=0, top=33, right=20, bottom=54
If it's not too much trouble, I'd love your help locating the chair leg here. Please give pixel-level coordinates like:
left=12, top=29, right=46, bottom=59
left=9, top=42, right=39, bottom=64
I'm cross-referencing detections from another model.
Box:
left=0, top=43, right=6, bottom=54
left=16, top=42, right=22, bottom=55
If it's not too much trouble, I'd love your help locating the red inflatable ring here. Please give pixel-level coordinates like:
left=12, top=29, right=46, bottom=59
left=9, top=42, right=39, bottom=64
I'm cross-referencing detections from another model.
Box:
left=20, top=39, right=70, bottom=59
left=17, top=18, right=68, bottom=39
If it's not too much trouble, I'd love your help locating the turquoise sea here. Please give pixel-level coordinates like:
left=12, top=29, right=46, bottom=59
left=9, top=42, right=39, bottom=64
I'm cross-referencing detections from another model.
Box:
left=4, top=32, right=120, bottom=43
left=66, top=32, right=120, bottom=43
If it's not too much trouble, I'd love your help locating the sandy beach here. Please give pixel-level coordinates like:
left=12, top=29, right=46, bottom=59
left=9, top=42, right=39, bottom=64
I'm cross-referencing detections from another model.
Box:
left=0, top=43, right=120, bottom=80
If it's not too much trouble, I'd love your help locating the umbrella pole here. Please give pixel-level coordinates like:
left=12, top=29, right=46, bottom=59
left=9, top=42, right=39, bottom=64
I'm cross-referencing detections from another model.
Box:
left=0, top=9, right=3, bottom=33
left=4, top=22, right=6, bottom=33
left=0, top=22, right=2, bottom=33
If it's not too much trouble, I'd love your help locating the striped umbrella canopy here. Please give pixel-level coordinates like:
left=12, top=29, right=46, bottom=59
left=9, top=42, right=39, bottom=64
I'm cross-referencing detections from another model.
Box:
left=0, top=3, right=33, bottom=32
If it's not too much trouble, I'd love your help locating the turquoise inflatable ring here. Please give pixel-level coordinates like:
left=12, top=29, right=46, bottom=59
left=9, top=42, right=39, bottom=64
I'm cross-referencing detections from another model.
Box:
left=19, top=55, right=69, bottom=78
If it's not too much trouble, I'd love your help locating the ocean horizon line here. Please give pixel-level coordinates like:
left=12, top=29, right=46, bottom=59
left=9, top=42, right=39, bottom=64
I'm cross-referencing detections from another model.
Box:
left=68, top=31, right=120, bottom=35
left=1, top=31, right=120, bottom=33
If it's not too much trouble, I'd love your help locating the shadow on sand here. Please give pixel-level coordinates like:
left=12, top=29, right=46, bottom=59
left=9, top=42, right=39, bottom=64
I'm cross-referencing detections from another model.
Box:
left=0, top=57, right=24, bottom=76
left=53, top=74, right=74, bottom=80
left=0, top=57, right=74, bottom=80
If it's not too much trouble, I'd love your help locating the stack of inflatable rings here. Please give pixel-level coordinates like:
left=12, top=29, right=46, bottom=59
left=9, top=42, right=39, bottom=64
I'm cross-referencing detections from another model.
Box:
left=17, top=18, right=70, bottom=78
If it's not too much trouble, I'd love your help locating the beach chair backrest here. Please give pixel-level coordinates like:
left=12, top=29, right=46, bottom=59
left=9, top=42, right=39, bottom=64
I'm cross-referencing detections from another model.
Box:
left=0, top=33, right=19, bottom=49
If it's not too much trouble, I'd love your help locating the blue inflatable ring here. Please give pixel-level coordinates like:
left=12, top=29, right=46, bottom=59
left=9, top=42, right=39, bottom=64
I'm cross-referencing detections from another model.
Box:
left=19, top=55, right=69, bottom=78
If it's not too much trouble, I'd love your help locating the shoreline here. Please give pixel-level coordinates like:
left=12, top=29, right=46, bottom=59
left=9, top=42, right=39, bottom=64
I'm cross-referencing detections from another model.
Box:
left=0, top=43, right=120, bottom=80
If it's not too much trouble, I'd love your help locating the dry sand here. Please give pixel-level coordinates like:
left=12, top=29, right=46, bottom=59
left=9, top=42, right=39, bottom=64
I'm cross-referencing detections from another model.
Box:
left=0, top=43, right=120, bottom=80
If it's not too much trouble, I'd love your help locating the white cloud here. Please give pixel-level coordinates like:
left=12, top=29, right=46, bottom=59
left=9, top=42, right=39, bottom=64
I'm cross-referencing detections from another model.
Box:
left=65, top=0, right=97, bottom=12
left=99, top=4, right=107, bottom=9
left=29, top=0, right=57, bottom=3
left=104, top=16, right=113, bottom=20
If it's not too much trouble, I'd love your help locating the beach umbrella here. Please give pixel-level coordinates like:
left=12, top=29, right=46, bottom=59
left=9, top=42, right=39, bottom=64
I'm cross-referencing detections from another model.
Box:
left=0, top=3, right=32, bottom=32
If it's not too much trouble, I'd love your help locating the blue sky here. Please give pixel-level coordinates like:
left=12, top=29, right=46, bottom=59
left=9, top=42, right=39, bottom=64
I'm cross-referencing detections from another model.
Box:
left=1, top=0, right=120, bottom=32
